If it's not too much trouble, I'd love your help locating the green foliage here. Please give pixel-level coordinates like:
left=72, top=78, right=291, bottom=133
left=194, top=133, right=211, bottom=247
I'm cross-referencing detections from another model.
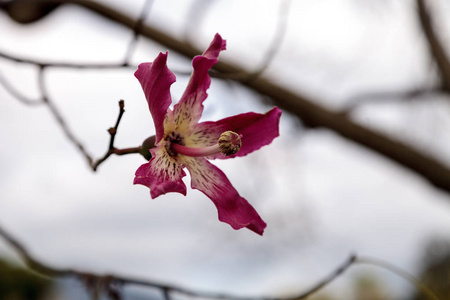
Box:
left=0, top=257, right=53, bottom=300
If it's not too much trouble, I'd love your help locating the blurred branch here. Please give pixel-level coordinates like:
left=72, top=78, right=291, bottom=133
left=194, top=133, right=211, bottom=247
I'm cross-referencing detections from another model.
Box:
left=0, top=57, right=141, bottom=169
left=184, top=0, right=218, bottom=43
left=59, top=0, right=450, bottom=196
left=0, top=222, right=354, bottom=300
left=3, top=0, right=450, bottom=195
left=0, top=0, right=151, bottom=170
left=0, top=69, right=44, bottom=105
left=0, top=223, right=438, bottom=300
left=341, top=86, right=442, bottom=113
left=38, top=66, right=94, bottom=166
left=123, top=0, right=153, bottom=66
left=417, top=0, right=450, bottom=92
left=209, top=0, right=291, bottom=81
left=356, top=256, right=439, bottom=300
left=0, top=50, right=137, bottom=69
left=252, top=0, right=291, bottom=79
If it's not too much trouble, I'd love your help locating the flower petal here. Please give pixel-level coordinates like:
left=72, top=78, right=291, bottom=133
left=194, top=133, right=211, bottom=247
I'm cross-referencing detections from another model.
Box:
left=179, top=156, right=266, bottom=235
left=173, top=34, right=226, bottom=133
left=186, top=107, right=282, bottom=159
left=134, top=145, right=187, bottom=198
left=135, top=52, right=176, bottom=142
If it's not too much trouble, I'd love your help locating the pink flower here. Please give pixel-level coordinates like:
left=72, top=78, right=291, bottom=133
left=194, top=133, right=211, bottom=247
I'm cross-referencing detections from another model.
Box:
left=134, top=33, right=281, bottom=235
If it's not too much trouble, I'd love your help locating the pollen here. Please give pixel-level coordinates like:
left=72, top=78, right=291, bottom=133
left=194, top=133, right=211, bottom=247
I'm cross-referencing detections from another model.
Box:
left=218, top=131, right=242, bottom=156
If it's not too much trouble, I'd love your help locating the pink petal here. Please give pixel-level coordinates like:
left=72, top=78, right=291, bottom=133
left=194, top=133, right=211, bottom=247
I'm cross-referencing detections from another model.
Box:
left=187, top=107, right=282, bottom=159
left=134, top=145, right=187, bottom=198
left=172, top=34, right=226, bottom=131
left=135, top=52, right=176, bottom=142
left=179, top=156, right=266, bottom=235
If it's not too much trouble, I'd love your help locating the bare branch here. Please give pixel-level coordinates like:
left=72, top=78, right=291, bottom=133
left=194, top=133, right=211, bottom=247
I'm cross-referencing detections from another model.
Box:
left=356, top=256, right=439, bottom=300
left=0, top=221, right=355, bottom=300
left=2, top=0, right=450, bottom=195
left=44, top=0, right=450, bottom=195
left=1, top=59, right=141, bottom=170
left=417, top=0, right=450, bottom=91
left=207, top=0, right=292, bottom=82
left=252, top=0, right=291, bottom=78
left=0, top=50, right=137, bottom=69
left=0, top=223, right=437, bottom=300
left=341, top=86, right=443, bottom=113
left=0, top=69, right=44, bottom=105
left=91, top=100, right=140, bottom=171
left=123, top=0, right=153, bottom=66
left=274, top=254, right=356, bottom=300
left=184, top=0, right=218, bottom=42
left=38, top=66, right=94, bottom=166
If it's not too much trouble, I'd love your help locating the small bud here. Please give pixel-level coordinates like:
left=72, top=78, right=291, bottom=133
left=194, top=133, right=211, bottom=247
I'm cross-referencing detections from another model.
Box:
left=108, top=127, right=116, bottom=135
left=218, top=131, right=241, bottom=156
left=140, top=135, right=156, bottom=160
left=119, top=99, right=125, bottom=109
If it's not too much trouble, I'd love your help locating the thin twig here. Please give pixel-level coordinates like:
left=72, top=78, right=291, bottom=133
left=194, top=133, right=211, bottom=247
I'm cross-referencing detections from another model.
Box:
left=1, top=60, right=140, bottom=169
left=356, top=256, right=440, bottom=300
left=211, top=0, right=292, bottom=82
left=0, top=69, right=44, bottom=105
left=162, top=287, right=171, bottom=300
left=0, top=223, right=71, bottom=277
left=66, top=0, right=450, bottom=196
left=0, top=223, right=437, bottom=300
left=123, top=0, right=153, bottom=66
left=4, top=0, right=450, bottom=195
left=272, top=254, right=356, bottom=300
left=417, top=0, right=450, bottom=91
left=0, top=50, right=137, bottom=69
left=38, top=66, right=94, bottom=166
left=90, top=100, right=140, bottom=171
left=0, top=221, right=353, bottom=300
left=341, top=86, right=443, bottom=113
left=251, top=0, right=291, bottom=79
left=184, top=0, right=218, bottom=42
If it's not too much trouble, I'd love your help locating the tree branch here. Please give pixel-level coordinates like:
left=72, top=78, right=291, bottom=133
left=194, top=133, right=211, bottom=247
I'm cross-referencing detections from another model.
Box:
left=122, top=0, right=153, bottom=66
left=3, top=1, right=450, bottom=195
left=356, top=256, right=439, bottom=300
left=90, top=100, right=140, bottom=171
left=57, top=0, right=450, bottom=196
left=0, top=68, right=44, bottom=105
left=341, top=86, right=443, bottom=113
left=0, top=50, right=137, bottom=69
left=0, top=222, right=438, bottom=300
left=417, top=0, right=450, bottom=91
left=38, top=65, right=95, bottom=166
left=0, top=222, right=354, bottom=300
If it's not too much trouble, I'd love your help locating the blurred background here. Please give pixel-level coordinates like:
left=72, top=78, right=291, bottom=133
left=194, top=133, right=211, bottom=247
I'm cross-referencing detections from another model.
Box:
left=1, top=0, right=450, bottom=299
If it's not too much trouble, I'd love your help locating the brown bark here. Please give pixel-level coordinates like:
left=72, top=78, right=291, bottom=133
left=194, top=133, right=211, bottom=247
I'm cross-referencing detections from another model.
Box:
left=3, top=0, right=450, bottom=195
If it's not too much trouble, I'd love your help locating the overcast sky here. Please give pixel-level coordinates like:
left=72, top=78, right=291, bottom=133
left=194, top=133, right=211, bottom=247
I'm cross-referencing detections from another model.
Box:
left=1, top=0, right=450, bottom=299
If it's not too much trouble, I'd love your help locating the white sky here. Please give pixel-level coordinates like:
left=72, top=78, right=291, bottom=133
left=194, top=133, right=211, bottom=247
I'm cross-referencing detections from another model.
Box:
left=1, top=0, right=450, bottom=299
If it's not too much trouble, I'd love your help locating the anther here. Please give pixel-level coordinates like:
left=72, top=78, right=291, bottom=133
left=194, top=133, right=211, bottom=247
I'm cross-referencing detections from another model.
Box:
left=218, top=131, right=241, bottom=156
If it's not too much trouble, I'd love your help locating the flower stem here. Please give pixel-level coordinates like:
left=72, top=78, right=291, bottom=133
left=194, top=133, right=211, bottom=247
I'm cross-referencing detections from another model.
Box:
left=171, top=143, right=221, bottom=157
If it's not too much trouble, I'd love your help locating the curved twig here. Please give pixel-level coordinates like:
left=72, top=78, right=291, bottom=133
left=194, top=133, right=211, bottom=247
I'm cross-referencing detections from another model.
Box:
left=0, top=221, right=355, bottom=300
left=123, top=0, right=153, bottom=66
left=38, top=66, right=94, bottom=166
left=0, top=222, right=438, bottom=300
left=341, top=86, right=443, bottom=114
left=90, top=100, right=140, bottom=171
left=0, top=50, right=137, bottom=69
left=0, top=68, right=44, bottom=105
left=356, top=256, right=439, bottom=300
